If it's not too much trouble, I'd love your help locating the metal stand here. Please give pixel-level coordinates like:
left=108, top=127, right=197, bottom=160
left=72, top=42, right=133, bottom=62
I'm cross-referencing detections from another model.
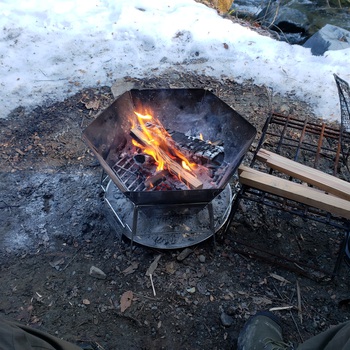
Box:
left=102, top=171, right=233, bottom=250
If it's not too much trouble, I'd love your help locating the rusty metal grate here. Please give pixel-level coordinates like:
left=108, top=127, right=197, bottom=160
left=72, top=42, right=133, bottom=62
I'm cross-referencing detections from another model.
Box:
left=242, top=112, right=350, bottom=228
left=226, top=112, right=350, bottom=279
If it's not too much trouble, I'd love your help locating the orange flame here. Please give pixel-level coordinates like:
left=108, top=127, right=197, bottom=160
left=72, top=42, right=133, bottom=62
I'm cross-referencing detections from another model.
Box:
left=131, top=110, right=197, bottom=175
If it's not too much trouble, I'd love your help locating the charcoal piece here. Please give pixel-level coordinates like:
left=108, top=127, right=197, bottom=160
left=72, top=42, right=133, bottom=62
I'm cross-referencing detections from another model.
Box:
left=134, top=154, right=146, bottom=164
left=168, top=130, right=224, bottom=165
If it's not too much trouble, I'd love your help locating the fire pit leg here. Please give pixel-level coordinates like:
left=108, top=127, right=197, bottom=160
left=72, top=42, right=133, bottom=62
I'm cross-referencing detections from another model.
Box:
left=100, top=169, right=109, bottom=192
left=130, top=205, right=139, bottom=252
left=207, top=202, right=216, bottom=248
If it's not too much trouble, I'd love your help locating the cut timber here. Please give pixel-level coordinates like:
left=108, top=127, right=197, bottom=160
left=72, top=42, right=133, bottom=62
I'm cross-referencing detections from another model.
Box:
left=239, top=165, right=350, bottom=219
left=130, top=128, right=203, bottom=189
left=257, top=148, right=350, bottom=201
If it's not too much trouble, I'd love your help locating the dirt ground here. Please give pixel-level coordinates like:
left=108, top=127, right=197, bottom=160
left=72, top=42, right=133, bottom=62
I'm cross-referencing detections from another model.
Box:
left=1, top=71, right=350, bottom=350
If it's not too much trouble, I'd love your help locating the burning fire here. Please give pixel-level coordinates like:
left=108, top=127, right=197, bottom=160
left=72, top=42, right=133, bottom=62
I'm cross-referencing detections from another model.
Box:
left=131, top=110, right=197, bottom=176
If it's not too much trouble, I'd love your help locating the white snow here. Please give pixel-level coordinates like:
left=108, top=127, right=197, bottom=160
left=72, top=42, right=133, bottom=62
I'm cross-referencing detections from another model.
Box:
left=1, top=0, right=349, bottom=121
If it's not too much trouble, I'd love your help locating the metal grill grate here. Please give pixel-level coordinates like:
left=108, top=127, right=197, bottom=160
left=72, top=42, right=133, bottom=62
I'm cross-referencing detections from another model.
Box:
left=112, top=156, right=146, bottom=192
left=242, top=112, right=350, bottom=228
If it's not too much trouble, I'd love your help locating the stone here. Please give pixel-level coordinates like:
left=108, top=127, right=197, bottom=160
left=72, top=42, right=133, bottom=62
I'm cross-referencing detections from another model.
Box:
left=89, top=265, right=107, bottom=280
left=111, top=80, right=135, bottom=99
left=177, top=248, right=193, bottom=261
left=256, top=4, right=309, bottom=36
left=198, top=254, right=206, bottom=263
left=303, top=24, right=350, bottom=56
left=220, top=311, right=234, bottom=327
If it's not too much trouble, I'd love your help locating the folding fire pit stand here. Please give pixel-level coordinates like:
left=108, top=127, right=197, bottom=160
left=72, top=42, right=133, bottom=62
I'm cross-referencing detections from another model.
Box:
left=101, top=171, right=232, bottom=249
left=83, top=89, right=256, bottom=249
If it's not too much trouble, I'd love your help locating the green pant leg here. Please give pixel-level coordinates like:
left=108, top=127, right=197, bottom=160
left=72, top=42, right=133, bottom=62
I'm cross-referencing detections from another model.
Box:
left=297, top=321, right=350, bottom=350
left=0, top=317, right=82, bottom=350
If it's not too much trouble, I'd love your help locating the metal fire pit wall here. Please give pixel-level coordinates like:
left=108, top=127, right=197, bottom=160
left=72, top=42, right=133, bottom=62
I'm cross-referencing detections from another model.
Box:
left=82, top=89, right=256, bottom=205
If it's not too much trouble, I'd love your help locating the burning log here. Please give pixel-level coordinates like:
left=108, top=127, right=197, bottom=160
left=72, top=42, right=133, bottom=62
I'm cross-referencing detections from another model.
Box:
left=144, top=170, right=168, bottom=188
left=130, top=128, right=203, bottom=189
left=168, top=131, right=224, bottom=165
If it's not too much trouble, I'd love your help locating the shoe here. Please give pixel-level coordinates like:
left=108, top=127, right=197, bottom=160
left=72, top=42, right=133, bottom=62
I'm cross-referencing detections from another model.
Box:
left=237, top=311, right=294, bottom=350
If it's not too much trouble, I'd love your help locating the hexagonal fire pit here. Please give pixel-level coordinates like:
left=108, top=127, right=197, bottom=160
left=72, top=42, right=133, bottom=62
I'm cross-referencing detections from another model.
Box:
left=83, top=89, right=256, bottom=248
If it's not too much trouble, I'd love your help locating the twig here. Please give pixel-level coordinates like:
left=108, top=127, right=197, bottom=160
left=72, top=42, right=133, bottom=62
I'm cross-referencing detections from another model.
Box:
left=296, top=280, right=303, bottom=324
left=0, top=200, right=20, bottom=210
left=133, top=292, right=158, bottom=301
left=289, top=309, right=304, bottom=344
left=150, top=274, right=156, bottom=297
left=269, top=306, right=294, bottom=311
left=270, top=279, right=285, bottom=301
left=62, top=248, right=81, bottom=271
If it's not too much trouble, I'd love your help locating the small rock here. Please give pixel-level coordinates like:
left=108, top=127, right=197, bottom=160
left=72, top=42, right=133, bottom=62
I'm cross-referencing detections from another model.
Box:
left=226, top=305, right=237, bottom=316
left=111, top=80, right=135, bottom=98
left=303, top=24, right=350, bottom=56
left=220, top=311, right=234, bottom=327
left=198, top=254, right=206, bottom=263
left=89, top=266, right=106, bottom=280
left=177, top=248, right=193, bottom=262
left=279, top=104, right=290, bottom=114
left=186, top=287, right=196, bottom=294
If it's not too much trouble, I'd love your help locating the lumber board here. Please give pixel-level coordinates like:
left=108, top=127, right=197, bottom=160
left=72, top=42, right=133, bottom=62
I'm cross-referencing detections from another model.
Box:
left=238, top=165, right=350, bottom=219
left=256, top=148, right=350, bottom=201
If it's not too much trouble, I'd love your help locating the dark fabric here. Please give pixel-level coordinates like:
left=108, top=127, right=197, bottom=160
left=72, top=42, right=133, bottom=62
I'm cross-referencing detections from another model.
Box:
left=0, top=318, right=81, bottom=350
left=297, top=321, right=350, bottom=350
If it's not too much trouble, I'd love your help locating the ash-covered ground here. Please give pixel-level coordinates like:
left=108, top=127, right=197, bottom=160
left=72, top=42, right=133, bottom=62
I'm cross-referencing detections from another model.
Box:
left=1, top=72, right=349, bottom=350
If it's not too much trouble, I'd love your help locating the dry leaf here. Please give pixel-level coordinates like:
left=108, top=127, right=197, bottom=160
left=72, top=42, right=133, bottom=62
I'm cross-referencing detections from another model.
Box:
left=214, top=0, right=233, bottom=13
left=146, top=254, right=161, bottom=276
left=83, top=99, right=100, bottom=110
left=122, top=262, right=139, bottom=276
left=83, top=299, right=90, bottom=305
left=120, top=290, right=133, bottom=313
left=165, top=261, right=177, bottom=275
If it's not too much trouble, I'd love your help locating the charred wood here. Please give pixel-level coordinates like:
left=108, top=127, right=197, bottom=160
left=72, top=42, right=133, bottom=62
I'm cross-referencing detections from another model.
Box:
left=130, top=128, right=203, bottom=189
left=168, top=130, right=224, bottom=165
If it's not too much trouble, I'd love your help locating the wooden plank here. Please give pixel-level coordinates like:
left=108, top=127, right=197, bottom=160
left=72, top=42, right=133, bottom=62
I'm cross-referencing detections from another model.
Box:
left=131, top=128, right=203, bottom=189
left=238, top=165, right=350, bottom=219
left=256, top=148, right=350, bottom=201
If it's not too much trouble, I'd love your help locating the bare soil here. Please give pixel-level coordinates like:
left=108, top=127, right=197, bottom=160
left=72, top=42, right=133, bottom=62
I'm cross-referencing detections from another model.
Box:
left=1, top=72, right=349, bottom=350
